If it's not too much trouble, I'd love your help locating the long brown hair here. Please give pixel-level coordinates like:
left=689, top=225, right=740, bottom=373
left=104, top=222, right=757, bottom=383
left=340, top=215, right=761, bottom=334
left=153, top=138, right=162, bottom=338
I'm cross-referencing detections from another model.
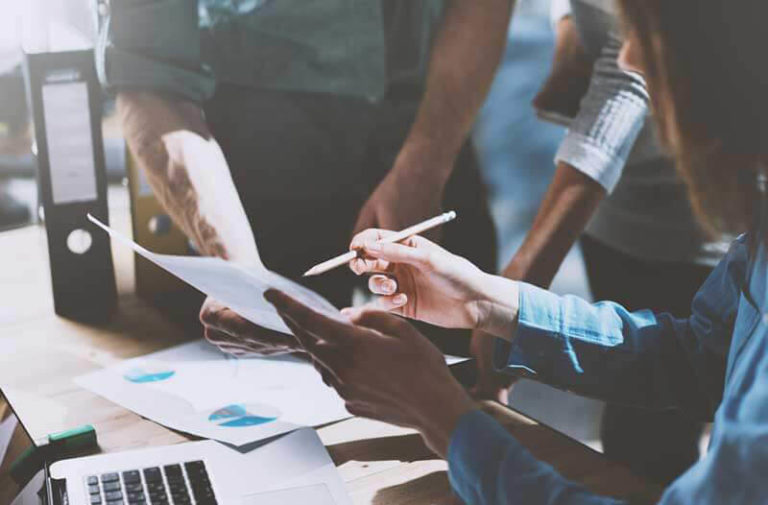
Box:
left=616, top=0, right=768, bottom=237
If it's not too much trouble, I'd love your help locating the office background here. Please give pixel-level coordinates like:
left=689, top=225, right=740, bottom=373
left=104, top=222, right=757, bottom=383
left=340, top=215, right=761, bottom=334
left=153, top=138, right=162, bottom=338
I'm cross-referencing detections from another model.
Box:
left=0, top=0, right=606, bottom=450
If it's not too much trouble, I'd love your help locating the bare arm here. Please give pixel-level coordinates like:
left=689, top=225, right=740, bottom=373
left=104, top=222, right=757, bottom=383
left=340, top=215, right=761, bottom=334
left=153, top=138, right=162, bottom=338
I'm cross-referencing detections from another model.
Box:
left=117, top=91, right=260, bottom=266
left=504, top=162, right=605, bottom=286
left=118, top=91, right=300, bottom=353
left=402, top=0, right=515, bottom=173
left=470, top=163, right=604, bottom=401
left=353, top=0, right=514, bottom=235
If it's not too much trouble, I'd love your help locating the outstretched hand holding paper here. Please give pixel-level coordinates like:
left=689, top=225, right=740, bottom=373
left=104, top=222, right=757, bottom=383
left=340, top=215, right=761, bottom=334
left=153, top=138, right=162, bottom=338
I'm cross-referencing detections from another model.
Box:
left=87, top=214, right=342, bottom=335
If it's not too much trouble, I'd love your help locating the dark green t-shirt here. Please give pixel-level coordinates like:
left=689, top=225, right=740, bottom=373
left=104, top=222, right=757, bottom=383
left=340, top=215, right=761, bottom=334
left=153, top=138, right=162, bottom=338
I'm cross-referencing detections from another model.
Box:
left=98, top=0, right=444, bottom=103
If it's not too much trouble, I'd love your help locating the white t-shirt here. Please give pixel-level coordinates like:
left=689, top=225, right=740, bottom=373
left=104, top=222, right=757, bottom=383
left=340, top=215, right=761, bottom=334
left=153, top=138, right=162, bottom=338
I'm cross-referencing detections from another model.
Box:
left=548, top=0, right=727, bottom=265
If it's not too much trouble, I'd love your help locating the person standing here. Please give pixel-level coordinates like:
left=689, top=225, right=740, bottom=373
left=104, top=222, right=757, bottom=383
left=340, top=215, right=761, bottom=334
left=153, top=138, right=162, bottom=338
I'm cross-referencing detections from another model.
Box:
left=100, top=0, right=510, bottom=355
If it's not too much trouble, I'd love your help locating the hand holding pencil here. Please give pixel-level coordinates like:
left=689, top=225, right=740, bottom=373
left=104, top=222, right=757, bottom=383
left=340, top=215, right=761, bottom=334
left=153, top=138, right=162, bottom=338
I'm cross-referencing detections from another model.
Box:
left=303, top=211, right=457, bottom=277
left=336, top=216, right=517, bottom=334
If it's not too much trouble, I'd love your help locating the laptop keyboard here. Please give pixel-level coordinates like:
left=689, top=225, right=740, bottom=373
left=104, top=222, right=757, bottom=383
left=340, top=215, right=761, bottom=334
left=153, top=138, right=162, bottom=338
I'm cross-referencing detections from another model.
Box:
left=85, top=461, right=218, bottom=505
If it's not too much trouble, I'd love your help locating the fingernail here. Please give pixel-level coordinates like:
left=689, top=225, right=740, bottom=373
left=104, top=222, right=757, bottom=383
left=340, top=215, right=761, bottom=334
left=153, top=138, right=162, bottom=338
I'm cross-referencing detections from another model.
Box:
left=263, top=290, right=281, bottom=304
left=365, top=241, right=382, bottom=252
left=393, top=294, right=407, bottom=305
left=383, top=280, right=396, bottom=293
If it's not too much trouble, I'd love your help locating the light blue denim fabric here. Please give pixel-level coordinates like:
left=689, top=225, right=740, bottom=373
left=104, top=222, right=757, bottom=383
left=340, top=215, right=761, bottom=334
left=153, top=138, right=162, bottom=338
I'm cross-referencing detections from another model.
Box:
left=448, top=234, right=768, bottom=504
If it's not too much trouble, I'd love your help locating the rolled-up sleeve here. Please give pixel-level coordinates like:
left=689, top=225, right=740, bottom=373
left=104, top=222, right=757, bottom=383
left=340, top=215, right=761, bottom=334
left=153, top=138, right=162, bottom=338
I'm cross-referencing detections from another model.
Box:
left=496, top=236, right=746, bottom=417
left=555, top=35, right=649, bottom=193
left=448, top=409, right=625, bottom=505
left=550, top=0, right=572, bottom=27
left=97, top=0, right=215, bottom=103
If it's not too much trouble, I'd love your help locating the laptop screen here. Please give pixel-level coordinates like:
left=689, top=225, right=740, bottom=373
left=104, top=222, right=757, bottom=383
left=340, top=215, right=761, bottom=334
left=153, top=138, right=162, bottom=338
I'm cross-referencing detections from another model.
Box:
left=0, top=392, right=46, bottom=505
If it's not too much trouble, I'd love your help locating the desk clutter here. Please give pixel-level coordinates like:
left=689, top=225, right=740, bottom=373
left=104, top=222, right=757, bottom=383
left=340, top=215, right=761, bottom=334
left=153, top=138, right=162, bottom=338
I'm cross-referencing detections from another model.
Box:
left=2, top=389, right=352, bottom=505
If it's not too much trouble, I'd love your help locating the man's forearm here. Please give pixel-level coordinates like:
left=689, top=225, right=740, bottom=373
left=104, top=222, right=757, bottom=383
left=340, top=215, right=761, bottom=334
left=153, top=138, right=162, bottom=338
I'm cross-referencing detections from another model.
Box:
left=505, top=162, right=605, bottom=287
left=117, top=91, right=260, bottom=266
left=399, top=0, right=513, bottom=175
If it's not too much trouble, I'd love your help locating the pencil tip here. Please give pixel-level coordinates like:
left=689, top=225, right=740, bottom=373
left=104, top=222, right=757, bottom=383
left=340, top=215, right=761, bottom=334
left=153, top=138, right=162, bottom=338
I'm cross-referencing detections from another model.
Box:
left=302, top=269, right=315, bottom=277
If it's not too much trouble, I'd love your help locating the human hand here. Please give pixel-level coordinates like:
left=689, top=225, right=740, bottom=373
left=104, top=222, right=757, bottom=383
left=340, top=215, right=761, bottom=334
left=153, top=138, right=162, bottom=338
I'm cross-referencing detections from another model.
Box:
left=353, top=149, right=449, bottom=242
left=346, top=229, right=520, bottom=339
left=532, top=16, right=592, bottom=123
left=469, top=329, right=517, bottom=402
left=199, top=297, right=300, bottom=356
left=265, top=289, right=476, bottom=458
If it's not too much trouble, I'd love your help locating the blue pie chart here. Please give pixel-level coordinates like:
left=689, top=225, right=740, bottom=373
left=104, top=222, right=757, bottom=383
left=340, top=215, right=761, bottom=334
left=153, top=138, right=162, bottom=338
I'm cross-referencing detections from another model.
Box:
left=124, top=368, right=176, bottom=383
left=209, top=403, right=279, bottom=427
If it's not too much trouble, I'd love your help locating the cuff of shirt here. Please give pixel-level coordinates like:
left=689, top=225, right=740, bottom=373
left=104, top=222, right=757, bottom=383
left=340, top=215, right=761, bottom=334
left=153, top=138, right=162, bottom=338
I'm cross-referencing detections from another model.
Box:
left=495, top=282, right=589, bottom=388
left=99, top=46, right=216, bottom=103
left=550, top=0, right=573, bottom=28
left=555, top=133, right=626, bottom=193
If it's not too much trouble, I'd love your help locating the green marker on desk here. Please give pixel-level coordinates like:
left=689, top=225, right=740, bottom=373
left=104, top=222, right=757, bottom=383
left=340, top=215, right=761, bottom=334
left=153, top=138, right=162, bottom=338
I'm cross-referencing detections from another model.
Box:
left=10, top=425, right=98, bottom=485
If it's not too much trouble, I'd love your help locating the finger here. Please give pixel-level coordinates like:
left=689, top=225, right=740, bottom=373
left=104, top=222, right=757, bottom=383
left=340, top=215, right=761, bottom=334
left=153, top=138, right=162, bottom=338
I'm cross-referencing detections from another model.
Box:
left=350, top=256, right=393, bottom=276
left=345, top=402, right=376, bottom=420
left=349, top=229, right=398, bottom=275
left=204, top=323, right=295, bottom=350
left=368, top=274, right=398, bottom=296
left=216, top=344, right=250, bottom=357
left=318, top=365, right=342, bottom=391
left=352, top=310, right=414, bottom=336
left=204, top=327, right=241, bottom=346
left=280, top=313, right=343, bottom=372
left=265, top=290, right=361, bottom=345
left=362, top=241, right=432, bottom=270
left=350, top=229, right=394, bottom=251
left=344, top=293, right=409, bottom=320
left=209, top=307, right=274, bottom=341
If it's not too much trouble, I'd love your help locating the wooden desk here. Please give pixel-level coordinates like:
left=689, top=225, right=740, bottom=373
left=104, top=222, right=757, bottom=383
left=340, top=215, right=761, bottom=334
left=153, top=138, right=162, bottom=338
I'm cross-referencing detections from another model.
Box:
left=0, top=197, right=658, bottom=505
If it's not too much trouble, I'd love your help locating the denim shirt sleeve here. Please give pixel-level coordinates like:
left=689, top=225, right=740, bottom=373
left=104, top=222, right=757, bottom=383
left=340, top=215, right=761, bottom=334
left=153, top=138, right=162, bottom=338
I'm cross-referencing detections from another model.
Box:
left=657, top=350, right=768, bottom=504
left=97, top=0, right=215, bottom=102
left=448, top=410, right=626, bottom=505
left=497, top=236, right=746, bottom=417
left=555, top=34, right=649, bottom=193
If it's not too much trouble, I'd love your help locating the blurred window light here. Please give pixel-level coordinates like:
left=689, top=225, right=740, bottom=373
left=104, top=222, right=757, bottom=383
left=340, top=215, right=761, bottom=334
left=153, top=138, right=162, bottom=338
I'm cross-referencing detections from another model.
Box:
left=0, top=0, right=95, bottom=59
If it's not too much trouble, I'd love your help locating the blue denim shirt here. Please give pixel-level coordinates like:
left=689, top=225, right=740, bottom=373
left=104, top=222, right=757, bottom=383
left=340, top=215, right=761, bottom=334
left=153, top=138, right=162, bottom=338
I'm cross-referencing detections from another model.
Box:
left=448, top=235, right=768, bottom=504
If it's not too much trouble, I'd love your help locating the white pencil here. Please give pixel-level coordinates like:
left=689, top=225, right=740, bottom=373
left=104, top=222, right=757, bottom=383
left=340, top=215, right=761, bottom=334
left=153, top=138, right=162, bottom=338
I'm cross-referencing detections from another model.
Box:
left=303, top=211, right=457, bottom=277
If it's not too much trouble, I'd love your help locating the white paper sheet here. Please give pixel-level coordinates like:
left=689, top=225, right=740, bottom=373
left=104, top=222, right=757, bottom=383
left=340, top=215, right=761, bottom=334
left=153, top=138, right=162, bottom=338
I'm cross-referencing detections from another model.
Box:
left=75, top=340, right=350, bottom=446
left=87, top=215, right=342, bottom=335
left=43, top=82, right=98, bottom=205
left=242, top=484, right=336, bottom=505
left=0, top=413, right=18, bottom=467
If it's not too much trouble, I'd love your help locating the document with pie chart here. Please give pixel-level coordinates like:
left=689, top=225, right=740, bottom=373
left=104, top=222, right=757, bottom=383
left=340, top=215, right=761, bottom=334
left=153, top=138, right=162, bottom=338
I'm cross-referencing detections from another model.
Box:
left=75, top=340, right=350, bottom=446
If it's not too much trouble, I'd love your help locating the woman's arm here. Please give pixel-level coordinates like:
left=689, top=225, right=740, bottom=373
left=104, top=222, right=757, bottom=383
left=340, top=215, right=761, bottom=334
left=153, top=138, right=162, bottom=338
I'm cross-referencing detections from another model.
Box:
left=352, top=231, right=745, bottom=417
left=500, top=237, right=746, bottom=417
left=449, top=410, right=627, bottom=505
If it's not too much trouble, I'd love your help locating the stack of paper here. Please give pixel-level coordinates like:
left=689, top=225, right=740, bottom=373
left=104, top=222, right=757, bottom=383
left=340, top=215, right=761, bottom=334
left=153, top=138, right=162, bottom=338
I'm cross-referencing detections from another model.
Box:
left=82, top=216, right=468, bottom=446
left=76, top=340, right=350, bottom=446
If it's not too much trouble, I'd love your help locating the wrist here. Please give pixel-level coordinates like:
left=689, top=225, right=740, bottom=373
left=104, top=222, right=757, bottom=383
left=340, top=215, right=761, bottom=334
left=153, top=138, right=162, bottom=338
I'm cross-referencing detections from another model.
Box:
left=416, top=389, right=476, bottom=458
left=394, top=139, right=457, bottom=184
left=475, top=273, right=520, bottom=340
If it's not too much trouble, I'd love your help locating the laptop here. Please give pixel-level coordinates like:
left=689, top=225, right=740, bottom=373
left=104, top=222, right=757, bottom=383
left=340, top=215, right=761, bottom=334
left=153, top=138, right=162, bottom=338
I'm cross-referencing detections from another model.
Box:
left=2, top=391, right=351, bottom=505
